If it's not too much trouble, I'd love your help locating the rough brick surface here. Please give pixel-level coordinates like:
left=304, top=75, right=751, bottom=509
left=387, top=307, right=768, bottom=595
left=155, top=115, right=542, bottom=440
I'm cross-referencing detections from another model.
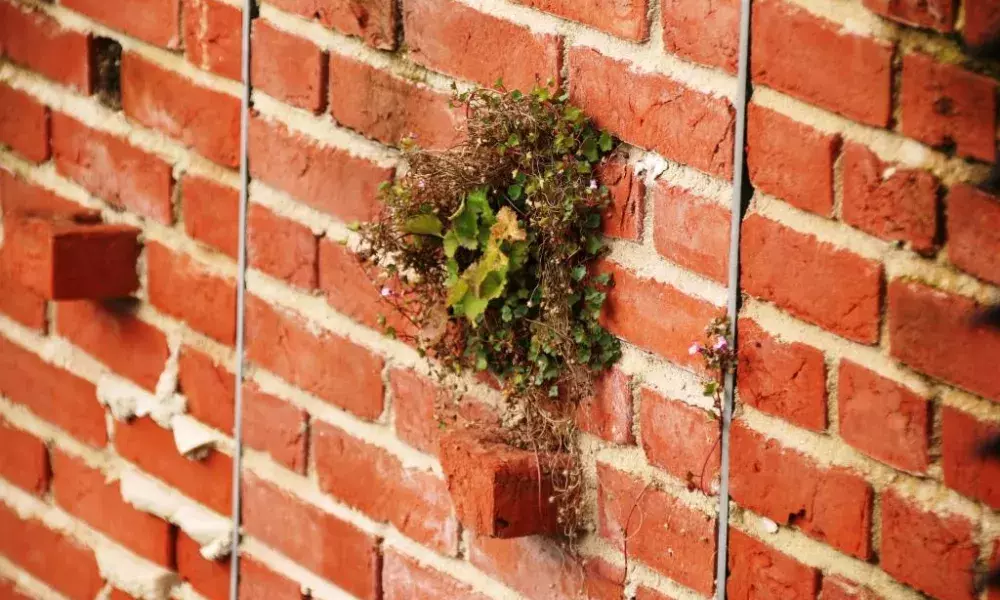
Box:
left=752, top=0, right=892, bottom=126
left=597, top=160, right=644, bottom=241
left=863, top=0, right=954, bottom=31
left=653, top=183, right=730, bottom=283
left=727, top=529, right=819, bottom=600
left=661, top=0, right=739, bottom=72
left=576, top=367, right=635, bottom=445
left=0, top=83, right=49, bottom=163
left=470, top=535, right=586, bottom=600
left=253, top=21, right=326, bottom=113
left=947, top=184, right=1000, bottom=285
left=249, top=204, right=318, bottom=289
left=0, top=420, right=48, bottom=496
left=383, top=550, right=488, bottom=600
left=62, top=0, right=181, bottom=48
left=941, top=406, right=1000, bottom=509
left=964, top=0, right=1000, bottom=47
left=514, top=0, right=649, bottom=41
left=242, top=383, right=308, bottom=473
left=0, top=1, right=93, bottom=93
left=178, top=347, right=235, bottom=433
left=570, top=47, right=734, bottom=178
left=177, top=531, right=229, bottom=600
left=640, top=388, right=720, bottom=492
left=0, top=171, right=97, bottom=220
left=742, top=214, right=883, bottom=344
left=390, top=369, right=443, bottom=454
left=182, top=176, right=239, bottom=259
left=183, top=0, right=241, bottom=81
left=239, top=556, right=303, bottom=600
left=0, top=275, right=45, bottom=332
left=270, top=0, right=397, bottom=50
left=821, top=577, right=882, bottom=600
left=901, top=53, right=996, bottom=162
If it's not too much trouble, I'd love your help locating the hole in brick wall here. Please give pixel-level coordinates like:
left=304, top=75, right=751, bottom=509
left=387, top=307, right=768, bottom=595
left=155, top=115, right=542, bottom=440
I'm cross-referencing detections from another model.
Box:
left=932, top=96, right=954, bottom=116
left=93, top=37, right=123, bottom=111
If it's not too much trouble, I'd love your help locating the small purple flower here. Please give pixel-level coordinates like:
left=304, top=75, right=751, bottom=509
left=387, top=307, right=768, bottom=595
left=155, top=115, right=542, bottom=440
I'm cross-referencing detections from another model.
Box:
left=589, top=179, right=598, bottom=190
left=418, top=179, right=426, bottom=189
left=713, top=337, right=728, bottom=351
left=381, top=287, right=393, bottom=298
left=688, top=343, right=701, bottom=356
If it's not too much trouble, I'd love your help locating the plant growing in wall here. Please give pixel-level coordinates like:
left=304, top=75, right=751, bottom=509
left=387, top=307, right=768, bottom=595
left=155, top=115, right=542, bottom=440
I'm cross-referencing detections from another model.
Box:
left=357, top=83, right=622, bottom=544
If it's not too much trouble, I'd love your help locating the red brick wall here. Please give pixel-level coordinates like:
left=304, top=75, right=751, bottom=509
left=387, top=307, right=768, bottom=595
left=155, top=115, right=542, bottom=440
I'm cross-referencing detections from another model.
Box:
left=0, top=0, right=997, bottom=598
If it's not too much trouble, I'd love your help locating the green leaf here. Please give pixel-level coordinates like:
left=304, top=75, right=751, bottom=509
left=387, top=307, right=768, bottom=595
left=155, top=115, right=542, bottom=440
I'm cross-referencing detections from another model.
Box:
left=443, top=230, right=460, bottom=258
left=580, top=137, right=599, bottom=162
left=593, top=272, right=611, bottom=286
left=507, top=184, right=523, bottom=200
left=585, top=234, right=604, bottom=255
left=571, top=265, right=586, bottom=281
left=447, top=278, right=470, bottom=307
left=599, top=131, right=613, bottom=152
left=403, top=214, right=443, bottom=237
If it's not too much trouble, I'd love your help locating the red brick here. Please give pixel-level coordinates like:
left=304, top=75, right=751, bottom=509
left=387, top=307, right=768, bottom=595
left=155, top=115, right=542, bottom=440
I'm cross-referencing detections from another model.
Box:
left=3, top=216, right=140, bottom=300
left=582, top=559, right=626, bottom=600
left=751, top=0, right=892, bottom=127
left=390, top=369, right=442, bottom=454
left=245, top=295, right=385, bottom=419
left=901, top=53, right=996, bottom=163
left=147, top=242, right=237, bottom=345
left=56, top=300, right=169, bottom=392
left=242, top=382, right=307, bottom=473
left=177, top=531, right=228, bottom=600
left=253, top=21, right=326, bottom=113
left=941, top=406, right=1000, bottom=509
left=51, top=449, right=174, bottom=567
left=888, top=280, right=1000, bottom=402
left=964, top=0, right=1000, bottom=48
left=570, top=48, right=734, bottom=178
left=239, top=555, right=303, bottom=600
left=115, top=416, right=232, bottom=514
left=470, top=535, right=585, bottom=600
left=0, top=275, right=45, bottom=332
left=947, top=184, right=1000, bottom=286
left=109, top=589, right=139, bottom=600
left=597, top=160, right=644, bottom=241
left=513, top=0, right=648, bottom=41
left=0, top=578, right=31, bottom=600
left=51, top=113, right=174, bottom=224
left=863, top=0, right=954, bottom=30
left=822, top=576, right=882, bottom=600
left=726, top=529, right=819, bottom=600
left=730, top=423, right=873, bottom=558
left=0, top=170, right=99, bottom=221
left=747, top=104, right=839, bottom=216
left=597, top=464, right=716, bottom=594
left=838, top=361, right=929, bottom=472
left=61, top=0, right=180, bottom=48
left=880, top=489, right=977, bottom=600
left=640, top=388, right=720, bottom=492
left=241, top=472, right=380, bottom=599
left=661, top=0, right=739, bottom=72
left=269, top=0, right=396, bottom=50
left=0, top=335, right=105, bottom=447
left=249, top=205, right=317, bottom=289
left=736, top=318, right=827, bottom=431
left=314, top=421, right=458, bottom=553
left=0, top=504, right=103, bottom=600
left=635, top=589, right=675, bottom=600
left=383, top=550, right=488, bottom=600
left=597, top=261, right=722, bottom=369
left=405, top=0, right=562, bottom=90
left=0, top=83, right=48, bottom=163
left=183, top=0, right=241, bottom=81
left=330, top=54, right=460, bottom=150
left=121, top=54, right=241, bottom=168
left=576, top=367, right=634, bottom=445
left=653, top=183, right=730, bottom=283
left=178, top=347, right=235, bottom=433
left=742, top=215, right=882, bottom=343
left=249, top=115, right=392, bottom=223
left=0, top=1, right=92, bottom=93
left=991, top=541, right=1000, bottom=600
left=0, top=420, right=48, bottom=496
left=182, top=176, right=239, bottom=258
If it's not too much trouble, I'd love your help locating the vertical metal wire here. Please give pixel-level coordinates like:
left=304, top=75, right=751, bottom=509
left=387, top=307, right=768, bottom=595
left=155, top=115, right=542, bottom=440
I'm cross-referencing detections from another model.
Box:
left=228, top=0, right=255, bottom=597
left=715, top=0, right=753, bottom=596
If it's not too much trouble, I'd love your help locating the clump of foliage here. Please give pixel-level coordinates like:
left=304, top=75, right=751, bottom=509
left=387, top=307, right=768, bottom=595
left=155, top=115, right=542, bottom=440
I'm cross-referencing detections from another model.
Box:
left=357, top=84, right=623, bottom=541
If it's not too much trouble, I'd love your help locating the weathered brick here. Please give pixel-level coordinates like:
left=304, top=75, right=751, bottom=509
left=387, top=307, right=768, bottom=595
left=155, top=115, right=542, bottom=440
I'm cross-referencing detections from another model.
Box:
left=52, top=113, right=174, bottom=224
left=242, top=382, right=307, bottom=473
left=390, top=368, right=443, bottom=455
left=0, top=335, right=105, bottom=447
left=183, top=0, right=241, bottom=81
left=863, top=0, right=954, bottom=30
left=730, top=423, right=873, bottom=558
left=253, top=20, right=326, bottom=113
left=178, top=346, right=234, bottom=433
left=177, top=531, right=228, bottom=600
left=249, top=114, right=393, bottom=222
left=269, top=0, right=396, bottom=50
left=941, top=406, right=1000, bottom=509
left=821, top=577, right=882, bottom=600
left=242, top=472, right=381, bottom=599
left=0, top=578, right=31, bottom=600
left=239, top=555, right=303, bottom=600
left=182, top=176, right=239, bottom=258
left=947, top=184, right=1000, bottom=286
left=383, top=550, right=488, bottom=600
left=122, top=54, right=241, bottom=168
left=597, top=160, right=644, bottom=241
left=838, top=361, right=929, bottom=472
left=661, top=0, right=739, bottom=72
left=964, top=0, right=1000, bottom=48
left=249, top=204, right=317, bottom=289
left=741, top=214, right=883, bottom=344
left=653, top=183, right=730, bottom=283
left=245, top=295, right=385, bottom=419
left=0, top=420, right=48, bottom=496
left=751, top=0, right=893, bottom=127
left=470, top=535, right=585, bottom=600
left=888, top=279, right=1000, bottom=402
left=900, top=53, right=996, bottom=163
left=727, top=529, right=819, bottom=600
left=576, top=367, right=634, bottom=445
left=406, top=0, right=562, bottom=91
left=0, top=83, right=48, bottom=163
left=0, top=275, right=45, bottom=332
left=513, top=0, right=648, bottom=41
left=570, top=47, right=734, bottom=178
left=61, top=0, right=180, bottom=48
left=640, top=388, right=720, bottom=492
left=0, top=1, right=92, bottom=93
left=880, top=489, right=978, bottom=600
left=0, top=171, right=97, bottom=220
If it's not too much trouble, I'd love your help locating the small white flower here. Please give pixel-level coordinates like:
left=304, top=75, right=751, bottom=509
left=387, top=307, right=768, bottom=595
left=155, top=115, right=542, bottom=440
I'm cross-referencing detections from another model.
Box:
left=589, top=179, right=598, bottom=190
left=418, top=180, right=426, bottom=189
left=713, top=337, right=728, bottom=351
left=688, top=343, right=701, bottom=356
left=380, top=287, right=392, bottom=298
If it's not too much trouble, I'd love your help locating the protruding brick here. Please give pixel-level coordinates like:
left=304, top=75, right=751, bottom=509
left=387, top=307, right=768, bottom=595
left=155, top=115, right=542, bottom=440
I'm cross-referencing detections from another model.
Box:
left=661, top=0, right=739, bottom=72
left=61, top=0, right=180, bottom=49
left=838, top=361, right=929, bottom=472
left=941, top=406, right=1000, bottom=509
left=470, top=535, right=585, bottom=600
left=576, top=368, right=634, bottom=445
left=597, top=160, right=644, bottom=241
left=570, top=47, right=734, bottom=178
left=888, top=279, right=1000, bottom=402
left=177, top=531, right=228, bottom=600
left=947, top=184, right=1000, bottom=286
left=751, top=0, right=892, bottom=127
left=182, top=176, right=239, bottom=258
left=122, top=53, right=241, bottom=168
left=0, top=83, right=49, bottom=163
left=880, top=489, right=978, bottom=600
left=747, top=104, right=839, bottom=216
left=242, top=383, right=307, bottom=473
left=248, top=205, right=317, bottom=289
left=514, top=0, right=649, bottom=41
left=269, top=0, right=396, bottom=50
left=841, top=142, right=939, bottom=254
left=242, top=472, right=380, bottom=600
left=730, top=423, right=873, bottom=558
left=147, top=242, right=237, bottom=345
left=742, top=214, right=882, bottom=344
left=249, top=115, right=393, bottom=222
left=406, top=0, right=562, bottom=91
left=183, top=0, right=241, bottom=80
left=0, top=335, right=106, bottom=447
left=653, top=183, right=730, bottom=283
left=900, top=53, right=996, bottom=163
left=597, top=464, right=716, bottom=594
left=863, top=0, right=954, bottom=30
left=383, top=550, right=488, bottom=600
left=0, top=1, right=93, bottom=93
left=0, top=420, right=48, bottom=496
left=727, top=529, right=819, bottom=600
left=178, top=347, right=235, bottom=433
left=640, top=388, right=720, bottom=492
left=245, top=296, right=385, bottom=419
left=239, top=556, right=303, bottom=600
left=253, top=20, right=326, bottom=113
